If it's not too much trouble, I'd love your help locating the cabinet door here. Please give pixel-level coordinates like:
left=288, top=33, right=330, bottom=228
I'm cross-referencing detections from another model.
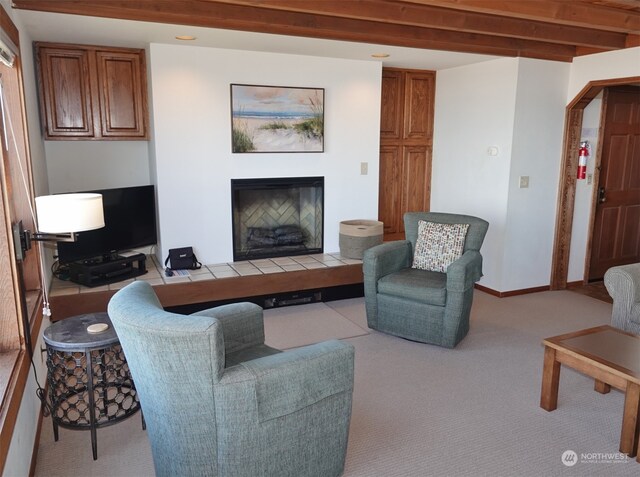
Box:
left=380, top=70, right=404, bottom=141
left=36, top=46, right=95, bottom=138
left=403, top=73, right=434, bottom=141
left=95, top=50, right=148, bottom=138
left=401, top=145, right=431, bottom=214
left=379, top=145, right=403, bottom=236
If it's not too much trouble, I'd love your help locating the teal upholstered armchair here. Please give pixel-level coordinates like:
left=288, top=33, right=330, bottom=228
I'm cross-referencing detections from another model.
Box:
left=363, top=212, right=489, bottom=348
left=108, top=281, right=355, bottom=477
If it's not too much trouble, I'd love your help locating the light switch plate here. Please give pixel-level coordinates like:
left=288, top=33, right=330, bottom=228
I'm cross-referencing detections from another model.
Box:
left=519, top=176, right=530, bottom=188
left=360, top=162, right=368, bottom=175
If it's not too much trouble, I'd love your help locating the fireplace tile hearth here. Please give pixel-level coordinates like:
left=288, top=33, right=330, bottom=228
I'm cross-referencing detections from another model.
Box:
left=271, top=257, right=297, bottom=266
left=281, top=264, right=306, bottom=272
left=49, top=251, right=364, bottom=321
left=292, top=256, right=320, bottom=264
left=49, top=252, right=362, bottom=296
left=259, top=266, right=286, bottom=274
left=213, top=270, right=240, bottom=279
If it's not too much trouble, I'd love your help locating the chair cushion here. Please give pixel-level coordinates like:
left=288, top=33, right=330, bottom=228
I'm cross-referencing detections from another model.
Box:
left=412, top=220, right=469, bottom=272
left=378, top=267, right=447, bottom=306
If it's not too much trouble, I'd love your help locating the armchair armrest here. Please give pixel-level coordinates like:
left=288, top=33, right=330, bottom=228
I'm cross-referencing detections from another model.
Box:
left=605, top=264, right=640, bottom=327
left=363, top=241, right=412, bottom=328
left=363, top=240, right=412, bottom=283
left=192, top=302, right=265, bottom=354
left=605, top=264, right=640, bottom=303
left=229, top=340, right=355, bottom=422
left=446, top=250, right=483, bottom=292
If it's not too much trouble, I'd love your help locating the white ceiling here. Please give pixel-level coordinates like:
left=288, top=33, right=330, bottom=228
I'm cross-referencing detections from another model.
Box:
left=16, top=10, right=501, bottom=70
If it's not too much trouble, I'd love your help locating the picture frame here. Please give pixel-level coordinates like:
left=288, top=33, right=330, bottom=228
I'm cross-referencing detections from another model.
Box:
left=230, top=84, right=324, bottom=153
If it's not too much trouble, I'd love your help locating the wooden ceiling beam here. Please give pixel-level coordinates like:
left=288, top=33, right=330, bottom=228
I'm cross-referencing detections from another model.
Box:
left=401, top=0, right=640, bottom=33
left=627, top=34, right=640, bottom=47
left=11, top=0, right=577, bottom=61
left=595, top=0, right=640, bottom=9
left=206, top=0, right=626, bottom=50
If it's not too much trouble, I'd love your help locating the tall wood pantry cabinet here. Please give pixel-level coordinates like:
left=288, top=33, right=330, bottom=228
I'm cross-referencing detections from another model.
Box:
left=379, top=68, right=435, bottom=240
left=35, top=42, right=148, bottom=140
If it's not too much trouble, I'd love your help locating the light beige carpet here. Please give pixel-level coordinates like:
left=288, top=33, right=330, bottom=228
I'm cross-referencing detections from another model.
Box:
left=33, top=291, right=640, bottom=476
left=264, top=302, right=369, bottom=349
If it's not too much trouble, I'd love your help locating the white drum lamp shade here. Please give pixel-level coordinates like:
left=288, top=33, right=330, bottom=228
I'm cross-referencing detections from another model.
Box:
left=35, top=193, right=105, bottom=233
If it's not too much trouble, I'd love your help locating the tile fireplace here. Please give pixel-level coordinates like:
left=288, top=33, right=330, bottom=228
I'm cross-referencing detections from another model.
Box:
left=231, top=177, right=324, bottom=261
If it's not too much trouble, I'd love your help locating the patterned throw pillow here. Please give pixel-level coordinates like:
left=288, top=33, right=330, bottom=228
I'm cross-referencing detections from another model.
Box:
left=412, top=220, right=470, bottom=272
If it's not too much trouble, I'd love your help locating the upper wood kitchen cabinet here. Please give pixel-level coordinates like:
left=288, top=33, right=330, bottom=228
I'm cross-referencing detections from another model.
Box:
left=35, top=42, right=149, bottom=140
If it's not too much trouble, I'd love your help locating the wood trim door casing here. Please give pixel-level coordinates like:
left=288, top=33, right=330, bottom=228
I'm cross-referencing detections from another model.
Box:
left=550, top=107, right=584, bottom=289
left=550, top=76, right=640, bottom=290
left=583, top=94, right=609, bottom=282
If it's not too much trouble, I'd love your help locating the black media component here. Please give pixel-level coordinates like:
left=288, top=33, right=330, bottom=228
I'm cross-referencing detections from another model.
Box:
left=56, top=185, right=157, bottom=286
left=68, top=253, right=147, bottom=287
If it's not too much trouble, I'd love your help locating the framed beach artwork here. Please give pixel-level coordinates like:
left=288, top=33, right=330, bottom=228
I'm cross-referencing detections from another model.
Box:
left=230, top=84, right=324, bottom=153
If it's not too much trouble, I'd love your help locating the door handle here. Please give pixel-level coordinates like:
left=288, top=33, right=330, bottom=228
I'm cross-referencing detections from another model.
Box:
left=598, top=187, right=606, bottom=204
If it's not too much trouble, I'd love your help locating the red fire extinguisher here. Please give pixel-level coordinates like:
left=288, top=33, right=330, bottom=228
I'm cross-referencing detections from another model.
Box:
left=577, top=141, right=589, bottom=180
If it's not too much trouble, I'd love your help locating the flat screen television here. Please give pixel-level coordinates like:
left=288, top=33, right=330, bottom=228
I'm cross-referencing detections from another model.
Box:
left=57, top=185, right=158, bottom=264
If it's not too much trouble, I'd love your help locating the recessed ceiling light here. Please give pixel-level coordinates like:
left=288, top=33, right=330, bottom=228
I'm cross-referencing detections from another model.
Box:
left=371, top=53, right=390, bottom=58
left=175, top=35, right=197, bottom=41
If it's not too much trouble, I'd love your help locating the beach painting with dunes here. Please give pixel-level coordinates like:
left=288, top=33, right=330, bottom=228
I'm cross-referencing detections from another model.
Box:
left=231, top=84, right=324, bottom=153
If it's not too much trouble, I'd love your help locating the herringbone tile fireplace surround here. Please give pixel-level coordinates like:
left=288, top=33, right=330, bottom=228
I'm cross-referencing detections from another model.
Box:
left=231, top=177, right=324, bottom=261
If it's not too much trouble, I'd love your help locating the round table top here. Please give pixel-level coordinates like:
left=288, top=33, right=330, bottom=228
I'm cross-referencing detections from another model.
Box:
left=43, top=312, right=118, bottom=350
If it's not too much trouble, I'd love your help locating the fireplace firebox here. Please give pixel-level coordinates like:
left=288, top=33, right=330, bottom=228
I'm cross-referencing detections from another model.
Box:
left=231, top=177, right=324, bottom=261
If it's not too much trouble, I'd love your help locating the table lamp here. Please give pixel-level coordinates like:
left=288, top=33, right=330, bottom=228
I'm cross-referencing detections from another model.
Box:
left=12, top=193, right=104, bottom=355
left=14, top=193, right=105, bottom=259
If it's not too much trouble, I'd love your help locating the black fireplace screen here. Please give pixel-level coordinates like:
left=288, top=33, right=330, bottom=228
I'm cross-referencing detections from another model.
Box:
left=231, top=177, right=324, bottom=261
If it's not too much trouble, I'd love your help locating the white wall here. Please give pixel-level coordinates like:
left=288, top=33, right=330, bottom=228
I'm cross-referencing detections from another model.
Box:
left=45, top=141, right=151, bottom=193
left=568, top=47, right=640, bottom=101
left=433, top=57, right=569, bottom=292
left=432, top=58, right=518, bottom=290
left=149, top=44, right=381, bottom=264
left=503, top=59, right=569, bottom=290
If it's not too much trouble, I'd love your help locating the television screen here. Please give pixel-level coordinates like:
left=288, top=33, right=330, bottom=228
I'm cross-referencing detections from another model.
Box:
left=57, top=185, right=158, bottom=264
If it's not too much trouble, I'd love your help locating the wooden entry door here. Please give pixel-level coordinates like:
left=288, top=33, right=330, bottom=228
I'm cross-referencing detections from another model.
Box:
left=589, top=86, right=640, bottom=281
left=379, top=68, right=434, bottom=241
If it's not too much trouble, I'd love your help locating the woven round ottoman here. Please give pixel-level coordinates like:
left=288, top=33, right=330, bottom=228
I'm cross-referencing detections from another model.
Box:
left=339, top=220, right=383, bottom=259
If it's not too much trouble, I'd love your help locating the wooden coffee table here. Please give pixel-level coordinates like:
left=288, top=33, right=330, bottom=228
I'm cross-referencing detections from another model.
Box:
left=540, top=325, right=640, bottom=457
